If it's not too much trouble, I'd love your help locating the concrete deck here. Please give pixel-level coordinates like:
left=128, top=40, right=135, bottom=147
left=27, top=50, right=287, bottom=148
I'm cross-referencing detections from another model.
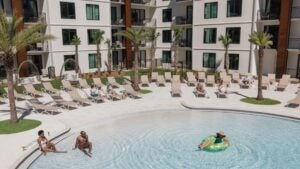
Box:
left=0, top=81, right=300, bottom=169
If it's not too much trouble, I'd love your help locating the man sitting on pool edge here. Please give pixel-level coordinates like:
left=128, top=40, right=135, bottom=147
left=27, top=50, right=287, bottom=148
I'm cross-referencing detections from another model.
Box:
left=73, top=131, right=93, bottom=157
left=198, top=131, right=228, bottom=149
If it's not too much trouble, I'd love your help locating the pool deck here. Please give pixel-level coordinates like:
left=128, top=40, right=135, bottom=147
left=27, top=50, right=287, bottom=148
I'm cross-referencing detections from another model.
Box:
left=1, top=81, right=300, bottom=169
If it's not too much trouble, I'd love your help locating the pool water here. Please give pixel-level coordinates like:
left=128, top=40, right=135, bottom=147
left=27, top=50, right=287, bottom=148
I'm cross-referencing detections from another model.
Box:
left=29, top=110, right=300, bottom=169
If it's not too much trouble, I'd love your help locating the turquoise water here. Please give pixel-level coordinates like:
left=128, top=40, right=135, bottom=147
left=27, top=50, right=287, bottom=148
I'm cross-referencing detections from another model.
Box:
left=29, top=110, right=300, bottom=169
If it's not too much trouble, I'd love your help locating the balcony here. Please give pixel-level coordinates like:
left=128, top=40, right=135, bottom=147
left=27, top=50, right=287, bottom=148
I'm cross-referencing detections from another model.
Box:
left=26, top=42, right=49, bottom=55
left=111, top=18, right=124, bottom=26
left=132, top=0, right=156, bottom=7
left=132, top=18, right=156, bottom=27
left=174, top=16, right=192, bottom=25
left=257, top=10, right=280, bottom=20
left=179, top=40, right=192, bottom=48
left=289, top=38, right=300, bottom=49
left=24, top=13, right=46, bottom=25
left=176, top=0, right=192, bottom=3
left=110, top=0, right=124, bottom=3
left=292, top=6, right=300, bottom=19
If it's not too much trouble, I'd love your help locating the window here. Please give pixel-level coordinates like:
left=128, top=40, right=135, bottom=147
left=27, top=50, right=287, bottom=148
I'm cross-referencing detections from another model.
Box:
left=60, top=2, right=75, bottom=19
left=88, top=54, right=97, bottom=69
left=186, top=51, right=192, bottom=69
left=203, top=53, right=216, bottom=68
left=186, top=28, right=192, bottom=47
left=62, top=29, right=77, bottom=45
left=23, top=0, right=38, bottom=22
left=226, top=27, right=241, bottom=44
left=264, top=25, right=278, bottom=49
left=112, top=51, right=119, bottom=67
left=87, top=29, right=99, bottom=44
left=227, top=0, right=242, bottom=17
left=229, top=54, right=239, bottom=70
left=162, top=8, right=172, bottom=22
left=162, top=30, right=172, bottom=43
left=204, top=2, right=218, bottom=19
left=86, top=4, right=99, bottom=20
left=132, top=8, right=145, bottom=25
left=64, top=55, right=75, bottom=71
left=162, top=51, right=171, bottom=63
left=203, top=28, right=217, bottom=44
left=0, top=0, right=3, bottom=11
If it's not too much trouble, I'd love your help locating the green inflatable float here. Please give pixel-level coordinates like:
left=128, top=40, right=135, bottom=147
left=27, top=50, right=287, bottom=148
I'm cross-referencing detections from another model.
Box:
left=200, top=136, right=230, bottom=152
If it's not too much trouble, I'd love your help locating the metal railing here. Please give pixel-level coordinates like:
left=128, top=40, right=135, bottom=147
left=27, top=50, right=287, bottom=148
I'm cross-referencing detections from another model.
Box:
left=257, top=10, right=280, bottom=20
left=179, top=40, right=192, bottom=47
left=132, top=18, right=156, bottom=26
left=132, top=0, right=156, bottom=6
left=111, top=18, right=124, bottom=25
left=292, top=6, right=300, bottom=18
left=176, top=0, right=192, bottom=2
left=174, top=16, right=192, bottom=25
left=289, top=38, right=300, bottom=49
left=26, top=42, right=48, bottom=53
left=24, top=12, right=46, bottom=24
left=110, top=0, right=124, bottom=3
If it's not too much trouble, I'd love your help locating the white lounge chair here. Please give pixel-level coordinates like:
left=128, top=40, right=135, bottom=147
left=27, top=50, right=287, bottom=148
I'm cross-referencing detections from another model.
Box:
left=78, top=79, right=90, bottom=89
left=151, top=72, right=158, bottom=82
left=123, top=84, right=141, bottom=99
left=171, top=83, right=182, bottom=97
left=24, top=84, right=44, bottom=97
left=197, top=72, right=206, bottom=82
left=165, top=72, right=172, bottom=82
left=140, top=75, right=150, bottom=86
left=206, top=75, right=215, bottom=86
left=107, top=77, right=120, bottom=88
left=156, top=75, right=166, bottom=86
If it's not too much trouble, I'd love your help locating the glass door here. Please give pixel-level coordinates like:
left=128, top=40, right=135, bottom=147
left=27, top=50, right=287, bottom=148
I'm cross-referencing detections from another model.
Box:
left=111, top=7, right=117, bottom=24
left=187, top=6, right=193, bottom=24
left=186, top=51, right=192, bottom=69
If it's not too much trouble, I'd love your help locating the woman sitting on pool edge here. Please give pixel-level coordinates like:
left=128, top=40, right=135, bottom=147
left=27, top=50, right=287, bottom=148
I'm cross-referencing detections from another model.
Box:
left=198, top=131, right=228, bottom=149
left=37, top=130, right=67, bottom=154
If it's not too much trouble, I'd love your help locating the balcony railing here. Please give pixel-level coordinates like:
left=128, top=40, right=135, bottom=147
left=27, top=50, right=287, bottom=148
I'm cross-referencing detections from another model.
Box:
left=179, top=40, right=192, bottom=48
left=24, top=13, right=46, bottom=24
left=111, top=18, right=124, bottom=25
left=132, top=18, right=156, bottom=27
left=132, top=0, right=156, bottom=6
left=176, top=0, right=192, bottom=2
left=26, top=42, right=49, bottom=54
left=174, top=16, right=192, bottom=25
left=292, top=7, right=300, bottom=18
left=257, top=10, right=280, bottom=20
left=110, top=0, right=124, bottom=3
left=289, top=38, right=300, bottom=49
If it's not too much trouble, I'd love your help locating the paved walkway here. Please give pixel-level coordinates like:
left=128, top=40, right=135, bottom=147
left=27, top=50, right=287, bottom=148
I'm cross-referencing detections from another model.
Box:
left=0, top=81, right=300, bottom=169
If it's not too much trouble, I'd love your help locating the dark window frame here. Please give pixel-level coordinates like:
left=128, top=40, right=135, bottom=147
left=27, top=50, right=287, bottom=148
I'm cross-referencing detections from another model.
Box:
left=203, top=53, right=216, bottom=69
left=162, top=8, right=172, bottom=22
left=226, top=27, right=241, bottom=44
left=162, top=30, right=172, bottom=43
left=62, top=29, right=77, bottom=45
left=162, top=51, right=172, bottom=63
left=64, top=55, right=75, bottom=71
left=87, top=29, right=100, bottom=45
left=227, top=0, right=243, bottom=17
left=60, top=2, right=76, bottom=19
left=86, top=4, right=99, bottom=20
left=229, top=53, right=239, bottom=70
left=203, top=28, right=217, bottom=44
left=88, top=53, right=97, bottom=69
left=204, top=2, right=218, bottom=19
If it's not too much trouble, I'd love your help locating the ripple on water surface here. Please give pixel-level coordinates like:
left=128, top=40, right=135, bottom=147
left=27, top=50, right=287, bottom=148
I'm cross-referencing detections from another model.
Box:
left=29, top=110, right=300, bottom=169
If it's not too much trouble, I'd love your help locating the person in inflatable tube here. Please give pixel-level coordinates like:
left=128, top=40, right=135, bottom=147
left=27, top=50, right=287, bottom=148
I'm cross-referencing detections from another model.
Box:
left=198, top=131, right=228, bottom=150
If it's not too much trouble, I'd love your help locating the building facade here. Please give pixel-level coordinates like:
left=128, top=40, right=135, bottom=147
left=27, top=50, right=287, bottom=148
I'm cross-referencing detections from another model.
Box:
left=0, top=0, right=299, bottom=78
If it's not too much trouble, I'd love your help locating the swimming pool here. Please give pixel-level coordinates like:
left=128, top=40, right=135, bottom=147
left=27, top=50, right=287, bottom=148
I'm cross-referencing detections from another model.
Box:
left=29, top=110, right=300, bottom=169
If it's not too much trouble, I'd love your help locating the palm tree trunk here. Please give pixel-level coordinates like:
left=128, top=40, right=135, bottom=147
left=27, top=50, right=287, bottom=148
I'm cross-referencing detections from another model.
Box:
left=257, top=47, right=264, bottom=100
left=5, top=66, right=18, bottom=123
left=150, top=43, right=155, bottom=72
left=75, top=45, right=79, bottom=74
left=96, top=44, right=101, bottom=76
left=174, top=46, right=178, bottom=74
left=225, top=48, right=229, bottom=74
left=133, top=45, right=139, bottom=90
left=108, top=51, right=112, bottom=74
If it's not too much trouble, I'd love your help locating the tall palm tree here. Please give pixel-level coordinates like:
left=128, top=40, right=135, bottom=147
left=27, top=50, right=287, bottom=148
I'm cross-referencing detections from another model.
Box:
left=218, top=34, right=232, bottom=74
left=172, top=25, right=184, bottom=74
left=145, top=28, right=160, bottom=72
left=104, top=39, right=112, bottom=73
left=71, top=35, right=81, bottom=74
left=115, top=28, right=147, bottom=90
left=248, top=31, right=273, bottom=100
left=0, top=11, right=54, bottom=123
left=95, top=30, right=105, bottom=76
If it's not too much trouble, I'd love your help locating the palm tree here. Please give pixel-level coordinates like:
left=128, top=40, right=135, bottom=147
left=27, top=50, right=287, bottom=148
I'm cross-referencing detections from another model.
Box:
left=0, top=11, right=54, bottom=123
left=248, top=31, right=273, bottom=100
left=104, top=39, right=112, bottom=74
left=71, top=35, right=81, bottom=74
left=145, top=28, right=160, bottom=72
left=95, top=30, right=105, bottom=76
left=114, top=28, right=147, bottom=90
left=218, top=34, right=232, bottom=74
left=172, top=25, right=184, bottom=74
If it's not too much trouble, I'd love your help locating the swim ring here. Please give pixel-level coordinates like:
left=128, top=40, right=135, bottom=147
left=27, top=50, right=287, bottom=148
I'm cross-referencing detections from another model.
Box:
left=200, top=136, right=229, bottom=152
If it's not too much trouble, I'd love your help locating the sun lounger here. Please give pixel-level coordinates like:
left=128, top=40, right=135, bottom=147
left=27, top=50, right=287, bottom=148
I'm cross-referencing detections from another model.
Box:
left=61, top=80, right=77, bottom=91
left=206, top=75, right=215, bottom=86
left=24, top=84, right=44, bottom=97
left=107, top=77, right=120, bottom=88
left=216, top=88, right=227, bottom=98
left=78, top=79, right=90, bottom=89
left=232, top=73, right=240, bottom=83
left=223, top=76, right=231, bottom=87
left=51, top=97, right=78, bottom=109
left=123, top=84, right=141, bottom=99
left=187, top=73, right=197, bottom=86
left=68, top=90, right=93, bottom=106
left=28, top=99, right=61, bottom=115
left=197, top=72, right=206, bottom=82
left=4, top=88, right=29, bottom=100
left=275, top=79, right=289, bottom=91
left=156, top=75, right=166, bottom=86
left=172, top=75, right=181, bottom=83
left=140, top=75, right=150, bottom=86
left=123, top=76, right=131, bottom=85
left=92, top=78, right=104, bottom=89
left=268, top=73, right=276, bottom=84
left=219, top=71, right=227, bottom=80
left=239, top=82, right=251, bottom=89
left=42, top=82, right=60, bottom=95
left=287, top=89, right=300, bottom=106
left=193, top=88, right=206, bottom=97
left=282, top=74, right=291, bottom=82
left=151, top=72, right=158, bottom=82
left=261, top=76, right=269, bottom=89
left=171, top=83, right=182, bottom=97
left=164, top=72, right=172, bottom=82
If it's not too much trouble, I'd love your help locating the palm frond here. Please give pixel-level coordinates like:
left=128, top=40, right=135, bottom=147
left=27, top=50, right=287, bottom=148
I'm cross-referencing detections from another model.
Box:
left=95, top=30, right=105, bottom=44
left=218, top=34, right=232, bottom=48
left=249, top=31, right=273, bottom=48
left=71, top=35, right=81, bottom=45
